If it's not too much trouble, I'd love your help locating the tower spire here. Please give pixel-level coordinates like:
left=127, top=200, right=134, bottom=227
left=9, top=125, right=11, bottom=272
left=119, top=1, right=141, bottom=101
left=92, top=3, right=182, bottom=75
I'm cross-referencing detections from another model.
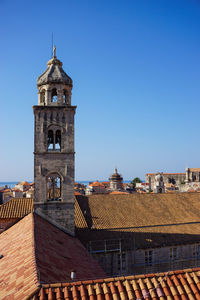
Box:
left=53, top=44, right=56, bottom=58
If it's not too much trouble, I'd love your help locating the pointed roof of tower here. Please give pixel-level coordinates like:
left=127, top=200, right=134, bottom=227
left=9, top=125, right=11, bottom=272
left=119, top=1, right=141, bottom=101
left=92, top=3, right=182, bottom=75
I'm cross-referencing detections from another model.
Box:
left=37, top=47, right=72, bottom=87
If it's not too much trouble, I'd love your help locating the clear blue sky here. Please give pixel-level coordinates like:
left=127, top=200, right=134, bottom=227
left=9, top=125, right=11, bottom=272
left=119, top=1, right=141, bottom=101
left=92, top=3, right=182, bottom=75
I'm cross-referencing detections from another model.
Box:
left=1, top=0, right=200, bottom=182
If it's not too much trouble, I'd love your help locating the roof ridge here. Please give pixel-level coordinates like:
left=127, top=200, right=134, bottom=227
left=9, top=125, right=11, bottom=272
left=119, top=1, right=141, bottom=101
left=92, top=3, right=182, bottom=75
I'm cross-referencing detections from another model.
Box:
left=38, top=267, right=200, bottom=287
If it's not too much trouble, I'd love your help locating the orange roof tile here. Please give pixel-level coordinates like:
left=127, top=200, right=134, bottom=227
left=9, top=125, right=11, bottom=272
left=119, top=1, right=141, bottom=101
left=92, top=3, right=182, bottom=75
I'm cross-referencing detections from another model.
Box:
left=20, top=181, right=30, bottom=185
left=75, top=193, right=200, bottom=248
left=33, top=213, right=105, bottom=283
left=0, top=212, right=105, bottom=299
left=89, top=181, right=105, bottom=187
left=0, top=198, right=33, bottom=218
left=0, top=214, right=40, bottom=300
left=3, top=194, right=200, bottom=250
left=32, top=268, right=200, bottom=300
left=74, top=191, right=82, bottom=195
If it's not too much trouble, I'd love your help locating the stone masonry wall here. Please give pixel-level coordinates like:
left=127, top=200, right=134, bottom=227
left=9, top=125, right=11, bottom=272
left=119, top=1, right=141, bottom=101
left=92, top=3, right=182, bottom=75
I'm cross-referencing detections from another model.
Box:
left=92, top=243, right=200, bottom=276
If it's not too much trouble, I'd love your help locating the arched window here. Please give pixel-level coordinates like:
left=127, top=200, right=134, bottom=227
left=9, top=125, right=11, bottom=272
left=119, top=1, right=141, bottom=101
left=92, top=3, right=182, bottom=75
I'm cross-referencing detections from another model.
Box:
left=47, top=128, right=62, bottom=152
left=47, top=174, right=61, bottom=201
left=48, top=130, right=54, bottom=151
left=55, top=130, right=61, bottom=151
left=51, top=88, right=57, bottom=103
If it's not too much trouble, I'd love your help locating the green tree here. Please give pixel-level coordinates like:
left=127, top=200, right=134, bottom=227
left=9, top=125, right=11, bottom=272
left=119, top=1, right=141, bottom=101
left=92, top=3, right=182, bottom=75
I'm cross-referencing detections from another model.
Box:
left=131, top=177, right=142, bottom=189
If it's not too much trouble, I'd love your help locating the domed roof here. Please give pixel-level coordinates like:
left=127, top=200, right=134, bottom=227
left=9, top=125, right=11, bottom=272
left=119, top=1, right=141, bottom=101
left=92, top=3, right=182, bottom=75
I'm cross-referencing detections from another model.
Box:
left=109, top=168, right=123, bottom=181
left=37, top=48, right=72, bottom=87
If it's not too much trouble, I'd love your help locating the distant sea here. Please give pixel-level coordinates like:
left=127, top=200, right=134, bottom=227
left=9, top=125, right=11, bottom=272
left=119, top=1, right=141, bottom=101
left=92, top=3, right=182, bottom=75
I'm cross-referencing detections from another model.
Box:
left=0, top=180, right=132, bottom=189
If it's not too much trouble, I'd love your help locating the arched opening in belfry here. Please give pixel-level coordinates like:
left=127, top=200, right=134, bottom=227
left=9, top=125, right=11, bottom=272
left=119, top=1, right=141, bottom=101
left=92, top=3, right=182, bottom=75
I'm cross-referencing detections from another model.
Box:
left=41, top=89, right=45, bottom=104
left=51, top=88, right=57, bottom=103
left=47, top=174, right=61, bottom=201
left=63, top=89, right=68, bottom=104
left=47, top=130, right=54, bottom=151
left=55, top=130, right=61, bottom=151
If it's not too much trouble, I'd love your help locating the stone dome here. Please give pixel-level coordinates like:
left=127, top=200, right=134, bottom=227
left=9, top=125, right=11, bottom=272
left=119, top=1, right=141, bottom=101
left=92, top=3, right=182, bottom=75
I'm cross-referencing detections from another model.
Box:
left=109, top=168, right=123, bottom=181
left=37, top=54, right=72, bottom=87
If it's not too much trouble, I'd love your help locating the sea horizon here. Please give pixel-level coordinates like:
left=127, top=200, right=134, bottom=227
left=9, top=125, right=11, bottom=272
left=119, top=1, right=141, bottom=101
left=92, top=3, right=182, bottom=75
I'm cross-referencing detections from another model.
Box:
left=0, top=179, right=134, bottom=189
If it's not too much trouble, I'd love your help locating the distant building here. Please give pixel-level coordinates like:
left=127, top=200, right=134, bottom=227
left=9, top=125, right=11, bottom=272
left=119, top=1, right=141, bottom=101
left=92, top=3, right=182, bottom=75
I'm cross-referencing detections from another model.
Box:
left=85, top=181, right=107, bottom=195
left=146, top=168, right=200, bottom=192
left=109, top=168, right=123, bottom=191
left=153, top=173, right=165, bottom=193
left=15, top=181, right=31, bottom=192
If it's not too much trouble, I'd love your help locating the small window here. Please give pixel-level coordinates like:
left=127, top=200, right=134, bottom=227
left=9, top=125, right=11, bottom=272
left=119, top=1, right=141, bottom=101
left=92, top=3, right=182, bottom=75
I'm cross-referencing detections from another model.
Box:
left=170, top=247, right=178, bottom=262
left=117, top=252, right=126, bottom=272
left=145, top=250, right=153, bottom=266
left=51, top=88, right=57, bottom=103
left=47, top=174, right=61, bottom=201
left=193, top=245, right=200, bottom=258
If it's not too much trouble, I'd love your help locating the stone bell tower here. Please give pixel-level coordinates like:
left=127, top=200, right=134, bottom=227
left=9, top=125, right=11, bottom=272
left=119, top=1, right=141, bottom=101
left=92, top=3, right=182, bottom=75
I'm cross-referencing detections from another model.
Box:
left=33, top=46, right=76, bottom=234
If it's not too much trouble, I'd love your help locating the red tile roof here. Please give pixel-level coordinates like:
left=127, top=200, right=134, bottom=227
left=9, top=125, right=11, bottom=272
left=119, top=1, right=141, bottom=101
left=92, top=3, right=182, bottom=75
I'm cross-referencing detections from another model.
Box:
left=75, top=194, right=200, bottom=248
left=0, top=198, right=33, bottom=218
left=0, top=214, right=40, bottom=300
left=89, top=181, right=105, bottom=187
left=0, top=213, right=105, bottom=299
left=31, top=267, right=200, bottom=300
left=20, top=181, right=30, bottom=186
left=75, top=191, right=82, bottom=195
left=3, top=194, right=200, bottom=249
left=34, top=213, right=105, bottom=283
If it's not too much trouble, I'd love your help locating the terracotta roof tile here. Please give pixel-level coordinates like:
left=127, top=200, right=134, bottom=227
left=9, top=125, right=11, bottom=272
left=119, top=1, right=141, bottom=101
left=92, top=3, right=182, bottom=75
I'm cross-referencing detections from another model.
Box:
left=89, top=181, right=105, bottom=187
left=0, top=197, right=33, bottom=218
left=0, top=212, right=105, bottom=299
left=0, top=214, right=40, bottom=300
left=75, top=194, right=200, bottom=248
left=32, top=269, right=200, bottom=300
left=4, top=193, right=200, bottom=250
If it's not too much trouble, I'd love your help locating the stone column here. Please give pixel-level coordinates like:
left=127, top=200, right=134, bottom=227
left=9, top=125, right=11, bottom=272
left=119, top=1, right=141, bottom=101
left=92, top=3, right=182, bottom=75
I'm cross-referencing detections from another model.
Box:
left=57, top=89, right=63, bottom=105
left=46, top=89, right=51, bottom=105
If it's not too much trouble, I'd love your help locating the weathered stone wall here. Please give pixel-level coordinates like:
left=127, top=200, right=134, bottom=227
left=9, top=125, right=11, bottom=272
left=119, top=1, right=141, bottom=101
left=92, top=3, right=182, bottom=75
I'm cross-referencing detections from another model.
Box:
left=92, top=243, right=200, bottom=276
left=34, top=202, right=74, bottom=234
left=33, top=105, right=76, bottom=234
